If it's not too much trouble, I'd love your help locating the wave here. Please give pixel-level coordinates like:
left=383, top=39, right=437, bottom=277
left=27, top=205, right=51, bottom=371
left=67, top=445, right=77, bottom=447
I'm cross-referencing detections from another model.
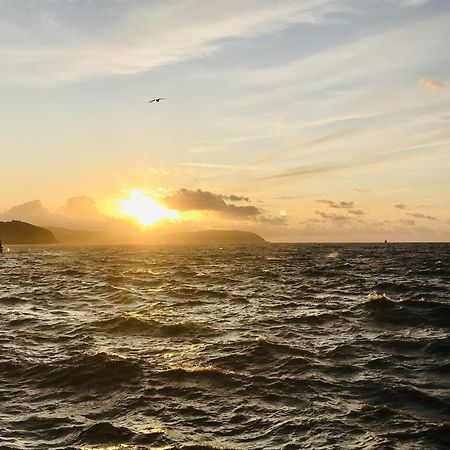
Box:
left=93, top=313, right=215, bottom=337
left=287, top=313, right=337, bottom=325
left=425, top=339, right=450, bottom=357
left=160, top=320, right=214, bottom=337
left=383, top=423, right=450, bottom=448
left=7, top=317, right=36, bottom=327
left=58, top=268, right=87, bottom=277
left=359, top=381, right=450, bottom=418
left=170, top=287, right=229, bottom=300
left=0, top=295, right=26, bottom=305
left=374, top=281, right=411, bottom=294
left=367, top=292, right=393, bottom=302
left=75, top=422, right=134, bottom=445
left=93, top=313, right=159, bottom=334
left=163, top=365, right=241, bottom=387
left=363, top=294, right=450, bottom=328
left=74, top=421, right=170, bottom=446
left=171, top=445, right=237, bottom=450
left=25, top=352, right=142, bottom=390
left=254, top=336, right=313, bottom=357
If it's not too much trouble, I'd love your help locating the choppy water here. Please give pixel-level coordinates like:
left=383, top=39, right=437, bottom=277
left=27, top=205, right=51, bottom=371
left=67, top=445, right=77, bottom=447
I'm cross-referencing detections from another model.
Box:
left=0, top=243, right=449, bottom=449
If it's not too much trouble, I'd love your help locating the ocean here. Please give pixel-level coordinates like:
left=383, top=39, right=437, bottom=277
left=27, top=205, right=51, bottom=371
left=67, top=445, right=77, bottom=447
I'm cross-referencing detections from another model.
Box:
left=0, top=243, right=449, bottom=449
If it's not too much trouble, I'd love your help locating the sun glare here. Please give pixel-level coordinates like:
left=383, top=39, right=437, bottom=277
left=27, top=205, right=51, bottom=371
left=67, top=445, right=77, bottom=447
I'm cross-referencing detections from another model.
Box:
left=116, top=190, right=179, bottom=227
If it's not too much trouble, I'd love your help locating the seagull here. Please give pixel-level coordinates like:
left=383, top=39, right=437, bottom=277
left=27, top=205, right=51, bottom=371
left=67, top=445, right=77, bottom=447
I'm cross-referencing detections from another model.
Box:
left=148, top=98, right=165, bottom=103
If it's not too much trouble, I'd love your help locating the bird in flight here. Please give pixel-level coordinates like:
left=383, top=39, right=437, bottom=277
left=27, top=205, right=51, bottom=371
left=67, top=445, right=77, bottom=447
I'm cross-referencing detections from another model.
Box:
left=148, top=98, right=165, bottom=103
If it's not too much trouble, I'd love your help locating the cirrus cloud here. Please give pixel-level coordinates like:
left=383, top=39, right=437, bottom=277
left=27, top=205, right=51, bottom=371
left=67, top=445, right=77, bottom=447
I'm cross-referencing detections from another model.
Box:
left=0, top=0, right=351, bottom=86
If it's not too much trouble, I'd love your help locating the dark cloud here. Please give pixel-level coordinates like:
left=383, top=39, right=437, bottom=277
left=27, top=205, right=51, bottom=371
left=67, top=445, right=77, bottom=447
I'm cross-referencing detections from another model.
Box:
left=401, top=219, right=415, bottom=226
left=394, top=203, right=408, bottom=209
left=218, top=194, right=250, bottom=202
left=162, top=189, right=261, bottom=218
left=407, top=212, right=437, bottom=221
left=348, top=209, right=365, bottom=215
left=161, top=189, right=288, bottom=224
left=316, top=199, right=366, bottom=217
left=218, top=204, right=261, bottom=218
left=257, top=215, right=288, bottom=226
left=317, top=199, right=354, bottom=209
left=163, top=189, right=224, bottom=211
left=315, top=210, right=351, bottom=222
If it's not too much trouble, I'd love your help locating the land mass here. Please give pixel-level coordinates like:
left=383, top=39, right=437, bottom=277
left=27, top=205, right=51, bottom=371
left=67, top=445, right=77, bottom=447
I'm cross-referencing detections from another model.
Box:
left=48, top=227, right=266, bottom=245
left=0, top=220, right=58, bottom=244
left=156, top=230, right=266, bottom=245
left=0, top=221, right=265, bottom=245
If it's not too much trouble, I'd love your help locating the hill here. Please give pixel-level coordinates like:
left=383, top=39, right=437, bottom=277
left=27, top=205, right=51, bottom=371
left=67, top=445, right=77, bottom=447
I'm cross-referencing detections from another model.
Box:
left=0, top=220, right=58, bottom=244
left=154, top=230, right=266, bottom=245
left=47, top=227, right=266, bottom=245
left=47, top=227, right=121, bottom=245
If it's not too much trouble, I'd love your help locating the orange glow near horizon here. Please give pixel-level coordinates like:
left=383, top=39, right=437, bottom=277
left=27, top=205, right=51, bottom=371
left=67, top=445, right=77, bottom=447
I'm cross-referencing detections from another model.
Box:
left=113, top=189, right=179, bottom=227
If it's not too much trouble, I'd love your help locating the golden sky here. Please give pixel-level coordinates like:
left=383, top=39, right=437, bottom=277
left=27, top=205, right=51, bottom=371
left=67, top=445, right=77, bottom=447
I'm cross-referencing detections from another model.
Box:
left=0, top=0, right=449, bottom=241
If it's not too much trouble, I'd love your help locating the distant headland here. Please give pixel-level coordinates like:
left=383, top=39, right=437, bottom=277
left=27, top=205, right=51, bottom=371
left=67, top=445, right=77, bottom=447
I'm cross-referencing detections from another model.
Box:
left=154, top=229, right=266, bottom=245
left=1, top=221, right=266, bottom=245
left=0, top=220, right=57, bottom=244
left=48, top=226, right=266, bottom=245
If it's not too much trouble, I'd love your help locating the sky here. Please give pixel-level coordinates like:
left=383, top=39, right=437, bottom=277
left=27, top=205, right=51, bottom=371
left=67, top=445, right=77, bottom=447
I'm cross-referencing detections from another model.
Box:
left=0, top=0, right=449, bottom=242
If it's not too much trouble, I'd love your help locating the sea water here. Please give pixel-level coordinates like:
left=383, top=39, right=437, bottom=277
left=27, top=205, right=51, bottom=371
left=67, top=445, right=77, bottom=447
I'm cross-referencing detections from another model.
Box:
left=0, top=244, right=449, bottom=449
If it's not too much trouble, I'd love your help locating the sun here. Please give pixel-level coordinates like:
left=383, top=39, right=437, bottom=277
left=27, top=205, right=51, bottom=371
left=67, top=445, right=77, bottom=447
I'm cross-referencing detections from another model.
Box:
left=116, top=189, right=179, bottom=227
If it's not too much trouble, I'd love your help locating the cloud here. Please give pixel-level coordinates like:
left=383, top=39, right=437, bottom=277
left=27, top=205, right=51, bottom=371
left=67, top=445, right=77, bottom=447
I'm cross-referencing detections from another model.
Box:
left=418, top=78, right=444, bottom=92
left=275, top=195, right=304, bottom=200
left=254, top=129, right=354, bottom=166
left=394, top=203, right=408, bottom=209
left=189, top=146, right=218, bottom=154
left=254, top=162, right=345, bottom=181
left=0, top=199, right=54, bottom=225
left=182, top=162, right=266, bottom=172
left=402, top=0, right=429, bottom=6
left=316, top=199, right=365, bottom=215
left=60, top=196, right=98, bottom=218
left=160, top=188, right=288, bottom=225
left=257, top=215, right=288, bottom=226
left=229, top=12, right=450, bottom=103
left=401, top=219, right=415, bottom=226
left=162, top=188, right=261, bottom=218
left=148, top=167, right=171, bottom=175
left=218, top=194, right=250, bottom=202
left=317, top=199, right=354, bottom=209
left=217, top=204, right=262, bottom=218
left=0, top=197, right=113, bottom=230
left=0, top=0, right=348, bottom=86
left=355, top=188, right=371, bottom=193
left=407, top=212, right=437, bottom=221
left=315, top=210, right=352, bottom=223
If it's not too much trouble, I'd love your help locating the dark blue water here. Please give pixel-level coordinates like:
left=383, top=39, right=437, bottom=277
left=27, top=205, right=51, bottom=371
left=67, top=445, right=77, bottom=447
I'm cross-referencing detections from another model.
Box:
left=0, top=244, right=449, bottom=449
